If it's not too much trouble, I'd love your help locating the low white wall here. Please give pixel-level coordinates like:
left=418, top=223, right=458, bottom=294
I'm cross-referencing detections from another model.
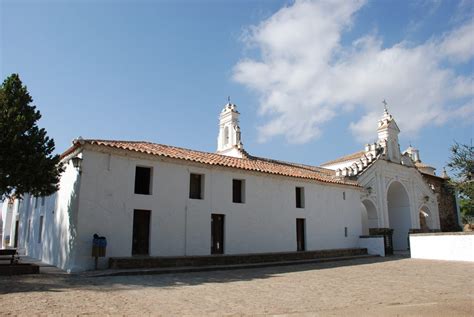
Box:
left=358, top=235, right=385, bottom=257
left=410, top=233, right=474, bottom=262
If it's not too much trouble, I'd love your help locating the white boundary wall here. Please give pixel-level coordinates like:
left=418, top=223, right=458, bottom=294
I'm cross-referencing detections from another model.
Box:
left=410, top=232, right=474, bottom=262
left=359, top=235, right=385, bottom=257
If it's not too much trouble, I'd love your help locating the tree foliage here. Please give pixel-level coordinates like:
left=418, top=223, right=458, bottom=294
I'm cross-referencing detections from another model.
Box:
left=0, top=74, right=63, bottom=199
left=447, top=141, right=474, bottom=222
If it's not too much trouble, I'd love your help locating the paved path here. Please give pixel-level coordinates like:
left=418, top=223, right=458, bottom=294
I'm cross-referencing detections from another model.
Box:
left=0, top=256, right=473, bottom=316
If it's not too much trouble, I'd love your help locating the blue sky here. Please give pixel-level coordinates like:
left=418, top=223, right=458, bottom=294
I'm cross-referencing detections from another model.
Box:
left=1, top=0, right=472, bottom=175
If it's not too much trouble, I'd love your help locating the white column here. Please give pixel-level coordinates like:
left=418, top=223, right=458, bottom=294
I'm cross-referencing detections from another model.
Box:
left=409, top=180, right=420, bottom=229
left=375, top=171, right=388, bottom=227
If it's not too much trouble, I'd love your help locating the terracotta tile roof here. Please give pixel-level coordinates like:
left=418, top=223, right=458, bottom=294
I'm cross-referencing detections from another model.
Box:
left=415, top=162, right=443, bottom=178
left=415, top=162, right=435, bottom=169
left=65, top=139, right=359, bottom=188
left=418, top=170, right=443, bottom=178
left=320, top=150, right=366, bottom=166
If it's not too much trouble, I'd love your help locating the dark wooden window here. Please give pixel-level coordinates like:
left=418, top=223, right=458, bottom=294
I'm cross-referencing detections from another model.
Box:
left=134, top=166, right=152, bottom=195
left=233, top=179, right=245, bottom=203
left=296, top=187, right=305, bottom=208
left=38, top=216, right=44, bottom=243
left=189, top=173, right=203, bottom=199
left=13, top=221, right=19, bottom=248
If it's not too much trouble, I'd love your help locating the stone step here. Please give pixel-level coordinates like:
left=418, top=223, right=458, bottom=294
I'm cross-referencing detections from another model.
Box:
left=88, top=254, right=376, bottom=278
left=0, top=263, right=40, bottom=275
left=109, top=248, right=368, bottom=270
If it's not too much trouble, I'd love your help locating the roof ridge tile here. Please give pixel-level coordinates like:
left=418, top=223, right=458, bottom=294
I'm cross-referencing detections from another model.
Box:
left=67, top=139, right=360, bottom=188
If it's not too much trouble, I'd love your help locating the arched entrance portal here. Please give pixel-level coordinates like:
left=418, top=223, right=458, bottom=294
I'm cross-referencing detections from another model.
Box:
left=387, top=181, right=411, bottom=250
left=361, top=200, right=378, bottom=235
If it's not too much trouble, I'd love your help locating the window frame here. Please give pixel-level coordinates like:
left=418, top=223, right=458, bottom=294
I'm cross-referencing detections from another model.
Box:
left=26, top=220, right=31, bottom=243
left=295, top=186, right=305, bottom=209
left=134, top=166, right=153, bottom=195
left=38, top=216, right=44, bottom=243
left=189, top=173, right=204, bottom=200
left=232, top=179, right=245, bottom=204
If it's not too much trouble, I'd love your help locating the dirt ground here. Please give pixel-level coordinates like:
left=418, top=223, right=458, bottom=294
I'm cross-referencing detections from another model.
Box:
left=0, top=256, right=473, bottom=316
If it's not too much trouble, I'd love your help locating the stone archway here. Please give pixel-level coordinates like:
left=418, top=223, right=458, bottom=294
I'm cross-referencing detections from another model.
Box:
left=419, top=205, right=432, bottom=232
left=361, top=199, right=378, bottom=235
left=387, top=181, right=411, bottom=250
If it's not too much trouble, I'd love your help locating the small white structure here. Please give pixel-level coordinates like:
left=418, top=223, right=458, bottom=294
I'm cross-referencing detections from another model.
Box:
left=2, top=101, right=444, bottom=271
left=410, top=233, right=474, bottom=262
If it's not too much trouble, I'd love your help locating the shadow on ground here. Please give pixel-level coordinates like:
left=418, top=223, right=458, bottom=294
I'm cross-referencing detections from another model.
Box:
left=0, top=255, right=410, bottom=295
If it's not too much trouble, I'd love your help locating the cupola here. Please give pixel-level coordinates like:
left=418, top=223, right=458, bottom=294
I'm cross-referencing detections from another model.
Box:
left=216, top=99, right=244, bottom=158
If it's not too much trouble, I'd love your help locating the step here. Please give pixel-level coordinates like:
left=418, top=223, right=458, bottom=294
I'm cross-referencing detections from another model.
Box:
left=87, top=254, right=377, bottom=278
left=109, top=248, right=368, bottom=270
left=0, top=263, right=40, bottom=275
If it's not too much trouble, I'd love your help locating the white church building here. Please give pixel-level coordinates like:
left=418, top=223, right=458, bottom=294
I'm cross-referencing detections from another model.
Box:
left=1, top=102, right=441, bottom=272
left=321, top=107, right=441, bottom=250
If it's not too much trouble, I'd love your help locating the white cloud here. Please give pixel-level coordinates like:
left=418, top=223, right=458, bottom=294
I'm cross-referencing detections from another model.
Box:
left=438, top=22, right=474, bottom=63
left=233, top=0, right=474, bottom=143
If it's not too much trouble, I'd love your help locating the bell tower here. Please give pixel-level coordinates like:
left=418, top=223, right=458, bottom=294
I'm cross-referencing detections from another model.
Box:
left=377, top=101, right=401, bottom=163
left=217, top=99, right=244, bottom=158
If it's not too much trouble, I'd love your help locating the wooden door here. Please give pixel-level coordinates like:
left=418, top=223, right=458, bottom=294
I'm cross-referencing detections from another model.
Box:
left=296, top=218, right=306, bottom=251
left=132, top=210, right=151, bottom=256
left=211, top=214, right=224, bottom=254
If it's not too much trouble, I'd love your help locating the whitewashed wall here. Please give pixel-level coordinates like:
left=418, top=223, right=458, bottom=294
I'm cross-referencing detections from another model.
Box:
left=69, top=146, right=363, bottom=271
left=1, top=200, right=15, bottom=248
left=15, top=160, right=81, bottom=272
left=321, top=159, right=360, bottom=171
left=358, top=236, right=385, bottom=257
left=410, top=233, right=474, bottom=262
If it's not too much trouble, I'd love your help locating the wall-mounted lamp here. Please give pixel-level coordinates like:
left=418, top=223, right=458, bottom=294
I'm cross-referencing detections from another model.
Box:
left=366, top=186, right=372, bottom=194
left=71, top=156, right=83, bottom=172
left=424, top=195, right=429, bottom=202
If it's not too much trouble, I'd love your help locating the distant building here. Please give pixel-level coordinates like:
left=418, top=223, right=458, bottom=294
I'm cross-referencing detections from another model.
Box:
left=1, top=102, right=459, bottom=271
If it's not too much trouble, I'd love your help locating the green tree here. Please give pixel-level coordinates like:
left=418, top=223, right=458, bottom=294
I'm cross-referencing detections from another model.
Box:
left=447, top=141, right=474, bottom=223
left=0, top=74, right=63, bottom=199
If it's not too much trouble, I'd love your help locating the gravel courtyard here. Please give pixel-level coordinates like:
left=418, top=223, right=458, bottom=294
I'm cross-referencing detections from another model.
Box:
left=0, top=256, right=473, bottom=316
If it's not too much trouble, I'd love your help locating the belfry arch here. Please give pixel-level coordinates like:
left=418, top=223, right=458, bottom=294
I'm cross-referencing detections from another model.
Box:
left=387, top=181, right=411, bottom=250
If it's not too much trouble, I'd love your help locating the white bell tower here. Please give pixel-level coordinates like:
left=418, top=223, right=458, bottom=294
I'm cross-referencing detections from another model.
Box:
left=217, top=99, right=244, bottom=158
left=405, top=145, right=420, bottom=162
left=377, top=101, right=401, bottom=163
